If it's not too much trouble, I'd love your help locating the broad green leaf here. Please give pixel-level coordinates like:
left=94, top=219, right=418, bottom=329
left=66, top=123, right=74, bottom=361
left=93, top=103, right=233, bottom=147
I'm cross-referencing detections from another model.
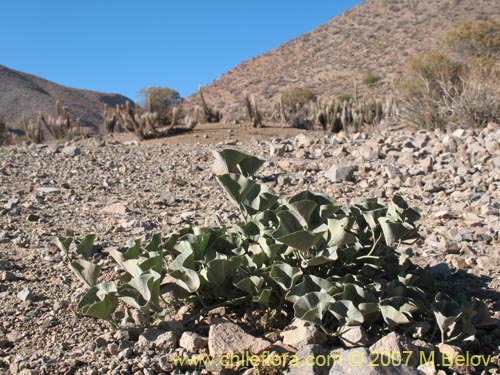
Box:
left=380, top=304, right=412, bottom=329
left=286, top=275, right=339, bottom=303
left=273, top=210, right=325, bottom=252
left=286, top=200, right=318, bottom=227
left=431, top=293, right=462, bottom=341
left=270, top=263, right=302, bottom=291
left=213, top=149, right=265, bottom=177
left=460, top=298, right=496, bottom=335
left=302, top=247, right=339, bottom=267
left=253, top=288, right=272, bottom=306
left=69, top=259, right=101, bottom=287
left=120, top=270, right=161, bottom=312
left=388, top=196, right=421, bottom=223
left=216, top=173, right=278, bottom=216
left=54, top=236, right=73, bottom=257
left=327, top=218, right=357, bottom=247
left=294, top=292, right=335, bottom=324
left=378, top=217, right=417, bottom=246
left=330, top=300, right=365, bottom=326
left=109, top=248, right=143, bottom=278
left=206, top=258, right=234, bottom=288
left=235, top=276, right=264, bottom=296
left=75, top=233, right=96, bottom=259
left=145, top=233, right=162, bottom=252
left=78, top=282, right=118, bottom=323
left=167, top=249, right=200, bottom=293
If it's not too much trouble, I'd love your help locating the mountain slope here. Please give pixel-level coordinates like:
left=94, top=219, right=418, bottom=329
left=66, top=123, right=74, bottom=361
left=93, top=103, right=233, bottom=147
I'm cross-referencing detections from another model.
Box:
left=185, top=0, right=500, bottom=117
left=0, top=64, right=132, bottom=132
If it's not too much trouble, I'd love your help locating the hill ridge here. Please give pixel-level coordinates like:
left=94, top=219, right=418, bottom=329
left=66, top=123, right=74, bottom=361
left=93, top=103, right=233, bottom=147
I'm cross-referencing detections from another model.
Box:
left=0, top=64, right=132, bottom=132
left=184, top=0, right=500, bottom=119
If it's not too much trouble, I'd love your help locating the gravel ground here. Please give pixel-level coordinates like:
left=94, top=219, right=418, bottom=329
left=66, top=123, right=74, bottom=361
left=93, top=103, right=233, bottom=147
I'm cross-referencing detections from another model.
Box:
left=0, top=124, right=499, bottom=375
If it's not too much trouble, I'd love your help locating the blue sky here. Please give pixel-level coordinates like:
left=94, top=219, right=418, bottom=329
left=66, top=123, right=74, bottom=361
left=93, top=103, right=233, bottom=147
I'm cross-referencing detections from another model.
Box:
left=1, top=1, right=362, bottom=100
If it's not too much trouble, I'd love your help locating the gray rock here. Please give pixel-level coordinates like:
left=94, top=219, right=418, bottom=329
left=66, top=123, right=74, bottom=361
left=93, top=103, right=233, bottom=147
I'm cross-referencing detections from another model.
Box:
left=326, top=165, right=354, bottom=183
left=270, top=143, right=286, bottom=157
left=282, top=319, right=328, bottom=350
left=136, top=329, right=176, bottom=351
left=296, top=134, right=313, bottom=148
left=62, top=146, right=81, bottom=157
left=285, top=344, right=330, bottom=375
left=17, top=287, right=33, bottom=302
left=101, top=202, right=128, bottom=216
left=338, top=326, right=370, bottom=348
left=208, top=318, right=271, bottom=356
left=370, top=332, right=420, bottom=368
left=386, top=166, right=402, bottom=179
left=179, top=331, right=208, bottom=352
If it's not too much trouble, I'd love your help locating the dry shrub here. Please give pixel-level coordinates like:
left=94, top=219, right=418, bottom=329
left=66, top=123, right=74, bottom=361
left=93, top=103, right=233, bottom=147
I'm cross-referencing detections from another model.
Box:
left=397, top=21, right=500, bottom=129
left=280, top=87, right=316, bottom=110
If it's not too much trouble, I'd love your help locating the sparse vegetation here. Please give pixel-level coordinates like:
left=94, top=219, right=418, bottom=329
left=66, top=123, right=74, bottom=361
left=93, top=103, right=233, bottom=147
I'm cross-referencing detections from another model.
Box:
left=398, top=21, right=500, bottom=129
left=362, top=73, right=383, bottom=86
left=137, top=86, right=182, bottom=124
left=20, top=100, right=88, bottom=143
left=104, top=97, right=196, bottom=141
left=60, top=149, right=495, bottom=344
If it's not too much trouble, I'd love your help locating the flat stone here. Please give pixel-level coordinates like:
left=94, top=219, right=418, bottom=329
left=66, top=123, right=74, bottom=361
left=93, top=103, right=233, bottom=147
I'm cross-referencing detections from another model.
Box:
left=101, top=202, right=128, bottom=216
left=325, top=165, right=354, bottom=183
left=282, top=319, right=328, bottom=351
left=370, top=332, right=420, bottom=368
left=208, top=318, right=271, bottom=356
left=136, top=329, right=176, bottom=351
left=285, top=344, right=330, bottom=375
left=270, top=143, right=286, bottom=157
left=179, top=331, right=208, bottom=352
left=338, top=325, right=370, bottom=348
left=35, top=187, right=61, bottom=194
left=62, top=146, right=81, bottom=157
left=17, top=287, right=33, bottom=302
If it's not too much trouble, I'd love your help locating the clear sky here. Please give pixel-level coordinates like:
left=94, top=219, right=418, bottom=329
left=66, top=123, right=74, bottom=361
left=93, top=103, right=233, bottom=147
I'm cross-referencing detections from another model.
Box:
left=1, top=1, right=362, bottom=101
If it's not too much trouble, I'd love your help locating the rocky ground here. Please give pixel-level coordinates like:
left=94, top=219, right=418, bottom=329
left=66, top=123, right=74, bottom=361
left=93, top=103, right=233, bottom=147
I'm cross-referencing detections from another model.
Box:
left=0, top=123, right=499, bottom=375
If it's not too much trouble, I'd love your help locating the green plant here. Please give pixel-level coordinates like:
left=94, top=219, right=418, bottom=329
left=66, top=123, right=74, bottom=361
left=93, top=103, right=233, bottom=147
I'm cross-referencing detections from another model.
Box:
left=337, top=94, right=352, bottom=103
left=363, top=74, right=383, bottom=86
left=444, top=20, right=500, bottom=60
left=137, top=87, right=182, bottom=124
left=55, top=233, right=166, bottom=328
left=61, top=150, right=495, bottom=343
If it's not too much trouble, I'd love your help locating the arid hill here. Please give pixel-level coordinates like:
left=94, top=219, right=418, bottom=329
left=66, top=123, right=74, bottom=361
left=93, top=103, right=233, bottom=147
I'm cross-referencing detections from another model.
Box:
left=184, top=0, right=500, bottom=118
left=0, top=64, right=131, bottom=133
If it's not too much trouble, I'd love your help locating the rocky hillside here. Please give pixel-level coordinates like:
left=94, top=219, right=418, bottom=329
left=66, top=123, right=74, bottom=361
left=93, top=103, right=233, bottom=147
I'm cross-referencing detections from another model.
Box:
left=0, top=64, right=132, bottom=133
left=185, top=0, right=500, bottom=117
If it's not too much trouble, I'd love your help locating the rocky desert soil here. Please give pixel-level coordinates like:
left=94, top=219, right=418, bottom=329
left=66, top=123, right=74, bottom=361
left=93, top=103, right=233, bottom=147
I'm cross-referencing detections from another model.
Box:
left=0, top=123, right=499, bottom=375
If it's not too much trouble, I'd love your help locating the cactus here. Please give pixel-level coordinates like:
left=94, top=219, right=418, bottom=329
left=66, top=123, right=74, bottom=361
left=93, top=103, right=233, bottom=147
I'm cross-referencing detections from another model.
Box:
left=243, top=93, right=263, bottom=128
left=198, top=86, right=221, bottom=123
left=22, top=113, right=44, bottom=143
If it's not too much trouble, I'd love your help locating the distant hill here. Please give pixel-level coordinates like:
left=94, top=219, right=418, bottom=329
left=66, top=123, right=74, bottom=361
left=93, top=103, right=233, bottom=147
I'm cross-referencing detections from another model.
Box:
left=184, top=0, right=500, bottom=118
left=0, top=64, right=132, bottom=133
